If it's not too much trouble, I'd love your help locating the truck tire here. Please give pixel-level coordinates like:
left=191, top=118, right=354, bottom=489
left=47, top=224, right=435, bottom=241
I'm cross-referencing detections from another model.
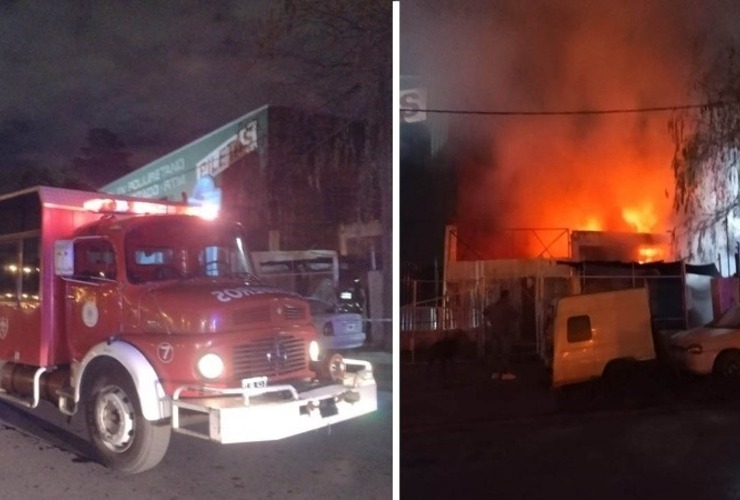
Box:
left=84, top=361, right=171, bottom=473
left=713, top=350, right=740, bottom=380
left=602, top=359, right=639, bottom=392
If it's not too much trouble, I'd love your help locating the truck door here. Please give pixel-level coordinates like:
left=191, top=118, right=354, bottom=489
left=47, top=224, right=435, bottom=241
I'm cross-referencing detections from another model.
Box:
left=64, top=237, right=122, bottom=360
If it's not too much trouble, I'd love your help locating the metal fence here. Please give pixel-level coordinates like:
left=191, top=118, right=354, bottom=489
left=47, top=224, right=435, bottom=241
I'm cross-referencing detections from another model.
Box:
left=399, top=267, right=694, bottom=364
left=399, top=304, right=485, bottom=363
left=400, top=305, right=481, bottom=332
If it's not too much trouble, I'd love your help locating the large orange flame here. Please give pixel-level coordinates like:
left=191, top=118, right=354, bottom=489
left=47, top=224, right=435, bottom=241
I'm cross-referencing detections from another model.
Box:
left=637, top=244, right=665, bottom=263
left=622, top=204, right=658, bottom=233
left=454, top=108, right=675, bottom=262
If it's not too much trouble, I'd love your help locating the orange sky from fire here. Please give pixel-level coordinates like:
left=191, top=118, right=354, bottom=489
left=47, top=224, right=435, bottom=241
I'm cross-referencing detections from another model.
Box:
left=401, top=1, right=740, bottom=266
left=403, top=2, right=704, bottom=260
left=454, top=109, right=675, bottom=258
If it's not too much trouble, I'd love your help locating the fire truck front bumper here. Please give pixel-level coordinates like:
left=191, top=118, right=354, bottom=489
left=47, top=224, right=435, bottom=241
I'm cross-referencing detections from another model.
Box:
left=170, top=359, right=377, bottom=443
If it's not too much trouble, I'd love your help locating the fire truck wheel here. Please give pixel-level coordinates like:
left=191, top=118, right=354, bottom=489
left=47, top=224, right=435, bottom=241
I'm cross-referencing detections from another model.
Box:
left=83, top=361, right=171, bottom=474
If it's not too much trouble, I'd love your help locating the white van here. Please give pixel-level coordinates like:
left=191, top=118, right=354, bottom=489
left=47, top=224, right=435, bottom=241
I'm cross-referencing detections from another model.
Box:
left=551, top=287, right=656, bottom=387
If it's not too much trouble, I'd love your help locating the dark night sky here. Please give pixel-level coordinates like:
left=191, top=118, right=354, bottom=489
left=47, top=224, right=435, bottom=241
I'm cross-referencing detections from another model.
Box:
left=0, top=1, right=383, bottom=177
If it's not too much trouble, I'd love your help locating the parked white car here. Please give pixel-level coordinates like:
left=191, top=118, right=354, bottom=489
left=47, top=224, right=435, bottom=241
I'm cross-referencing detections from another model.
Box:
left=306, top=297, right=366, bottom=352
left=670, top=304, right=740, bottom=379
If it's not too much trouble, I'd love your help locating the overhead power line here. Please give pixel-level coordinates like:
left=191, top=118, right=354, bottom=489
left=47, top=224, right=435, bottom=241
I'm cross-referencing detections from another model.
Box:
left=399, top=101, right=729, bottom=116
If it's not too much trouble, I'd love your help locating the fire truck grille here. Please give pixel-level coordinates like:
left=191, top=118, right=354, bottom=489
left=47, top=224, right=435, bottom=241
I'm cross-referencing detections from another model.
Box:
left=282, top=304, right=305, bottom=321
left=233, top=306, right=271, bottom=325
left=232, top=336, right=306, bottom=378
left=232, top=303, right=306, bottom=326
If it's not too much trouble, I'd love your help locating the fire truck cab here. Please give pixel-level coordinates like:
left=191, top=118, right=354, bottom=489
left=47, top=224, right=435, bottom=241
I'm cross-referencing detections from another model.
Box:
left=0, top=186, right=377, bottom=473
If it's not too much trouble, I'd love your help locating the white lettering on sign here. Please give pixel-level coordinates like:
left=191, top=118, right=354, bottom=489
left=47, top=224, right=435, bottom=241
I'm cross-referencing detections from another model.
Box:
left=109, top=158, right=187, bottom=196
left=196, top=120, right=259, bottom=180
left=238, top=121, right=258, bottom=152
left=196, top=137, right=233, bottom=179
left=131, top=185, right=160, bottom=198
left=211, top=286, right=289, bottom=303
left=0, top=317, right=8, bottom=340
left=400, top=88, right=427, bottom=123
left=159, top=158, right=186, bottom=176
left=127, top=170, right=160, bottom=191
left=163, top=174, right=187, bottom=192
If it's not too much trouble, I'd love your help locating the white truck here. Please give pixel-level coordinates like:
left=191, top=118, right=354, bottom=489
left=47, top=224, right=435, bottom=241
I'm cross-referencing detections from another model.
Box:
left=548, top=287, right=656, bottom=387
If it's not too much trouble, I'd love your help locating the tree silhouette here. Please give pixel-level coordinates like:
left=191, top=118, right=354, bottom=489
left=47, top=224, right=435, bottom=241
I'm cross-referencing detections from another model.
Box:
left=258, top=1, right=392, bottom=347
left=73, top=128, right=132, bottom=189
left=669, top=46, right=740, bottom=261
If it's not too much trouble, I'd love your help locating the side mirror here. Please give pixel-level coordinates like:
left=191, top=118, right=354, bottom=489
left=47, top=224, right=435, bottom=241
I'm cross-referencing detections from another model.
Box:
left=54, top=240, right=74, bottom=277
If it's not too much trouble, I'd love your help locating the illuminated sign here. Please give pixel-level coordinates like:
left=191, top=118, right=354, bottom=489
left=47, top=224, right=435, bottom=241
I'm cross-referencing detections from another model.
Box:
left=401, top=88, right=427, bottom=123
left=102, top=106, right=268, bottom=212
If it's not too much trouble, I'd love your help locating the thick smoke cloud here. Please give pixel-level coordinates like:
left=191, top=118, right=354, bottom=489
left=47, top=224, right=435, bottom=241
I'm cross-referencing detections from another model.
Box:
left=402, top=0, right=740, bottom=258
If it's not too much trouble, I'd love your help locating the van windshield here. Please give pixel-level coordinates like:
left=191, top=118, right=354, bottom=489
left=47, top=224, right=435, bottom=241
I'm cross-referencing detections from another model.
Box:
left=125, top=217, right=257, bottom=284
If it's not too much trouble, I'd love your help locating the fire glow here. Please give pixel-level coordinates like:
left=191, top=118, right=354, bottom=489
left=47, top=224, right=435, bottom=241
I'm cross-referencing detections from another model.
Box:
left=577, top=207, right=667, bottom=263
left=637, top=244, right=664, bottom=264
left=622, top=205, right=658, bottom=234
left=454, top=121, right=675, bottom=261
left=410, top=3, right=687, bottom=264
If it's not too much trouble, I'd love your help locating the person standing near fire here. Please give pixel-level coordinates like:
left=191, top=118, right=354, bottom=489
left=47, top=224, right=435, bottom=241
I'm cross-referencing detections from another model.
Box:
left=483, top=289, right=520, bottom=380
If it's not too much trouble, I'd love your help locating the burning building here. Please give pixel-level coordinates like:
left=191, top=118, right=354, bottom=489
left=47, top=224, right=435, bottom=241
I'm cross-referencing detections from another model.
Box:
left=570, top=230, right=670, bottom=263
left=401, top=2, right=740, bottom=360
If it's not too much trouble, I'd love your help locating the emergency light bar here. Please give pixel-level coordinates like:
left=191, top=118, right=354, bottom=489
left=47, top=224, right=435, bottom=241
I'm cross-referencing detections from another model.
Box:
left=83, top=198, right=218, bottom=219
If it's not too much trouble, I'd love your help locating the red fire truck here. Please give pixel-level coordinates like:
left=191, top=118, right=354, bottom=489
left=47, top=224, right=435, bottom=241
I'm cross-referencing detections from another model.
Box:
left=0, top=186, right=377, bottom=473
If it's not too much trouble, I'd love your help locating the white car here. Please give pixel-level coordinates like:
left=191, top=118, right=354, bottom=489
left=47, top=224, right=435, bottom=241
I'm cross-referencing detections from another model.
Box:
left=306, top=297, right=366, bottom=352
left=670, top=304, right=740, bottom=379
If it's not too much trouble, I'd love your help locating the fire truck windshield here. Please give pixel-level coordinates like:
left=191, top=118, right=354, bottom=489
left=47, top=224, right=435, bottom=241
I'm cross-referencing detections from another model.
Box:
left=125, top=217, right=258, bottom=284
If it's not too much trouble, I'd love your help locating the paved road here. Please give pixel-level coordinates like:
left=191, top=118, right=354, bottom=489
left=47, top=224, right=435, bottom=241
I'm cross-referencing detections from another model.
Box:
left=0, top=351, right=392, bottom=500
left=402, top=359, right=740, bottom=499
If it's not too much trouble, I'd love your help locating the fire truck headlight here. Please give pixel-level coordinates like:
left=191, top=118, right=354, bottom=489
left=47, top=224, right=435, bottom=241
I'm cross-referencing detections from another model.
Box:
left=309, top=340, right=320, bottom=362
left=197, top=353, right=225, bottom=379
